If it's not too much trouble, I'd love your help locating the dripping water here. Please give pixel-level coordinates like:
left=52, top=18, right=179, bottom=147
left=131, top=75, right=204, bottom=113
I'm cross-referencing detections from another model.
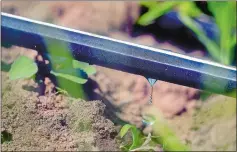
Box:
left=147, top=78, right=157, bottom=104
left=142, top=77, right=157, bottom=127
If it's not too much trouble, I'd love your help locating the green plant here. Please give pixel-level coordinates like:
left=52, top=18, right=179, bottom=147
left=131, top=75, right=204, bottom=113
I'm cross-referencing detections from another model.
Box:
left=119, top=107, right=190, bottom=151
left=138, top=1, right=202, bottom=26
left=179, top=1, right=236, bottom=65
left=9, top=55, right=96, bottom=97
left=137, top=1, right=236, bottom=65
left=9, top=55, right=95, bottom=82
left=208, top=2, right=236, bottom=65
left=9, top=56, right=38, bottom=80
left=119, top=124, right=160, bottom=151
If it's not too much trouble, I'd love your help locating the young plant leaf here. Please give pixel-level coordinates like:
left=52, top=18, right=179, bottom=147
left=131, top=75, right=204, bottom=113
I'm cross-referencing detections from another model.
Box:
left=139, top=1, right=157, bottom=8
left=178, top=14, right=220, bottom=62
left=137, top=1, right=179, bottom=26
left=177, top=2, right=202, bottom=17
left=129, top=127, right=142, bottom=150
left=55, top=68, right=88, bottom=79
left=72, top=60, right=96, bottom=75
left=119, top=124, right=142, bottom=150
left=119, top=145, right=129, bottom=151
left=208, top=1, right=236, bottom=65
left=50, top=71, right=88, bottom=84
left=9, top=56, right=38, bottom=80
left=119, top=124, right=133, bottom=138
left=46, top=54, right=70, bottom=65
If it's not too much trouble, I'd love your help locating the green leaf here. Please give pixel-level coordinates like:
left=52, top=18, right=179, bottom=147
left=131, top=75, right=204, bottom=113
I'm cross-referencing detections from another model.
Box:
left=177, top=2, right=202, bottom=17
left=119, top=144, right=130, bottom=151
left=178, top=14, right=220, bottom=62
left=208, top=1, right=236, bottom=65
left=54, top=68, right=88, bottom=79
left=72, top=60, right=96, bottom=75
left=119, top=124, right=144, bottom=150
left=9, top=56, right=38, bottom=80
left=137, top=1, right=179, bottom=25
left=129, top=127, right=142, bottom=150
left=47, top=55, right=70, bottom=65
left=50, top=70, right=88, bottom=84
left=119, top=124, right=133, bottom=138
left=139, top=1, right=157, bottom=8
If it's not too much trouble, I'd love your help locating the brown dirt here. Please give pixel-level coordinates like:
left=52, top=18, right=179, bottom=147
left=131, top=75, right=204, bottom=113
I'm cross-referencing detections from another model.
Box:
left=168, top=96, right=236, bottom=151
left=2, top=1, right=139, bottom=35
left=1, top=71, right=120, bottom=151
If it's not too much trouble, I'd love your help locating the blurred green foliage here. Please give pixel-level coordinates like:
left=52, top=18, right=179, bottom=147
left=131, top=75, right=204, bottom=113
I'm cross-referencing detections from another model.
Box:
left=138, top=1, right=236, bottom=65
left=119, top=124, right=143, bottom=151
left=119, top=118, right=190, bottom=151
left=43, top=38, right=96, bottom=99
left=9, top=55, right=38, bottom=80
left=119, top=124, right=163, bottom=151
left=9, top=39, right=96, bottom=100
left=138, top=1, right=202, bottom=25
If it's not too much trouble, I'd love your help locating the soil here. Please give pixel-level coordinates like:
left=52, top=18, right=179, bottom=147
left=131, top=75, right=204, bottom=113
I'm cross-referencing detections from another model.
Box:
left=1, top=71, right=120, bottom=151
left=1, top=1, right=236, bottom=151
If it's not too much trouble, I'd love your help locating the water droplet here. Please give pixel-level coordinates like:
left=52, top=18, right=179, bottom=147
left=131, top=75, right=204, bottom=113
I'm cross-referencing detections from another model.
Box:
left=142, top=77, right=158, bottom=125
left=147, top=78, right=157, bottom=86
left=146, top=78, right=158, bottom=104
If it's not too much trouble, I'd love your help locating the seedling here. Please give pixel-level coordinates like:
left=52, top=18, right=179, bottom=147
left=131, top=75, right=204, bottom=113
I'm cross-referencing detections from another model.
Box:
left=9, top=55, right=96, bottom=97
left=179, top=1, right=236, bottom=65
left=119, top=110, right=190, bottom=151
left=9, top=55, right=38, bottom=80
left=119, top=124, right=160, bottom=151
left=138, top=1, right=202, bottom=26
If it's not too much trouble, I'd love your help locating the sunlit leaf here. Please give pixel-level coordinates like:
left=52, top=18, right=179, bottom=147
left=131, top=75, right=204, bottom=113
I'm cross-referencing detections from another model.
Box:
left=9, top=56, right=38, bottom=80
left=119, top=144, right=130, bottom=152
left=72, top=60, right=96, bottom=75
left=177, top=2, right=202, bottom=17
left=54, top=67, right=88, bottom=79
left=137, top=1, right=179, bottom=25
left=119, top=124, right=133, bottom=138
left=139, top=1, right=157, bottom=8
left=178, top=1, right=202, bottom=17
left=178, top=14, right=220, bottom=62
left=43, top=38, right=88, bottom=99
left=119, top=124, right=143, bottom=150
left=208, top=1, right=236, bottom=65
left=50, top=71, right=87, bottom=84
left=129, top=126, right=143, bottom=150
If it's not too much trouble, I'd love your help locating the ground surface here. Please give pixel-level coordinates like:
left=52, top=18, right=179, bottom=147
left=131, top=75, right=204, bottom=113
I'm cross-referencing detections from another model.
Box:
left=1, top=1, right=236, bottom=151
left=1, top=71, right=120, bottom=151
